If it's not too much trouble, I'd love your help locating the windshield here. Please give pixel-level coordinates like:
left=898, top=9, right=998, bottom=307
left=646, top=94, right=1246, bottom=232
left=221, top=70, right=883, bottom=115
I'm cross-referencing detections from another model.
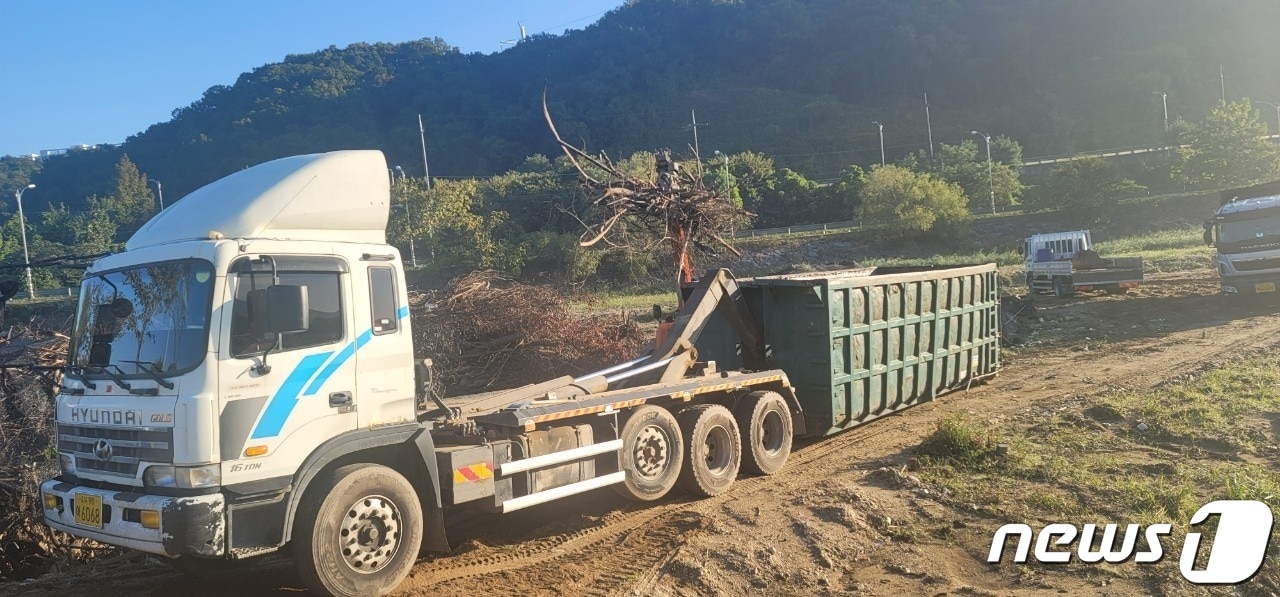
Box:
left=1219, top=217, right=1280, bottom=245
left=69, top=260, right=215, bottom=378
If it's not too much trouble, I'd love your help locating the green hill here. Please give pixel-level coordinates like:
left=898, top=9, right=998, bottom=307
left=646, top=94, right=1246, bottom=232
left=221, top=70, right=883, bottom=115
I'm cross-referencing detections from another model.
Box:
left=10, top=0, right=1280, bottom=216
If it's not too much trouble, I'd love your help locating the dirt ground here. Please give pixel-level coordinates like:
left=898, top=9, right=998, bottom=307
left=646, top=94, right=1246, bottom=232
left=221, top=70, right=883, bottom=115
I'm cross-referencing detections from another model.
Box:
left=10, top=268, right=1280, bottom=597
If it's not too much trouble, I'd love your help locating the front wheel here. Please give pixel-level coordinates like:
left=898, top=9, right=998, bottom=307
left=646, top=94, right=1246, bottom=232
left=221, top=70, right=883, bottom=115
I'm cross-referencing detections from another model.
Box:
left=294, top=464, right=423, bottom=597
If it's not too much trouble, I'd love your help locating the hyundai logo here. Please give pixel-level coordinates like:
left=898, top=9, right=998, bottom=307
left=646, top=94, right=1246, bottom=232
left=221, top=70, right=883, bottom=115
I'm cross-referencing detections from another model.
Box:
left=93, top=439, right=113, bottom=462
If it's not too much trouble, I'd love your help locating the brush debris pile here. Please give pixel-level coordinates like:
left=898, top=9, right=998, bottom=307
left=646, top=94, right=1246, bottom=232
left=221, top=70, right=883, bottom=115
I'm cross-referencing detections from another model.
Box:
left=411, top=271, right=645, bottom=397
left=0, top=321, right=111, bottom=581
left=543, top=91, right=750, bottom=282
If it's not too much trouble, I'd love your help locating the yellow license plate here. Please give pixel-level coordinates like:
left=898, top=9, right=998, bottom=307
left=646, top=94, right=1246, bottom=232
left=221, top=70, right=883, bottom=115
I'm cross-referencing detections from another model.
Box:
left=1257, top=283, right=1276, bottom=293
left=73, top=493, right=103, bottom=529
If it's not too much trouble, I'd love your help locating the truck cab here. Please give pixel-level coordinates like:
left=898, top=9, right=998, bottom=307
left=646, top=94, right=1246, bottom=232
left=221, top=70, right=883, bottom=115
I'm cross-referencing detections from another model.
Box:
left=1206, top=180, right=1280, bottom=296
left=41, top=151, right=420, bottom=560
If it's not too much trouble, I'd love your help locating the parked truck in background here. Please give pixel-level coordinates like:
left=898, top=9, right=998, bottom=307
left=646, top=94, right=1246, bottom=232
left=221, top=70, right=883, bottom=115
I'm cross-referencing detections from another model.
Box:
left=1024, top=230, right=1144, bottom=298
left=40, top=151, right=1001, bottom=597
left=1205, top=180, right=1280, bottom=296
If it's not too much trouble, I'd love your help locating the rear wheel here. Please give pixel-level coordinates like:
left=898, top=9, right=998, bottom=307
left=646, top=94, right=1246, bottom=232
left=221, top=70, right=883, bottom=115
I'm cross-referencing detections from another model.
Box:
left=677, top=405, right=742, bottom=497
left=735, top=391, right=793, bottom=476
left=294, top=464, right=423, bottom=597
left=1053, top=277, right=1075, bottom=299
left=614, top=405, right=684, bottom=501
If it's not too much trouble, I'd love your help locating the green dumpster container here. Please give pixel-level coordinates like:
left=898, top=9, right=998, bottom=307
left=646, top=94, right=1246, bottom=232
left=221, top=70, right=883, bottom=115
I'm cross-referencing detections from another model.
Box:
left=696, top=264, right=1000, bottom=437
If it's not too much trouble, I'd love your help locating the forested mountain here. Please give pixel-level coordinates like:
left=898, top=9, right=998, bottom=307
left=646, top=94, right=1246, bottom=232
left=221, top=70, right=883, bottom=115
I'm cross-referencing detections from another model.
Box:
left=9, top=0, right=1280, bottom=217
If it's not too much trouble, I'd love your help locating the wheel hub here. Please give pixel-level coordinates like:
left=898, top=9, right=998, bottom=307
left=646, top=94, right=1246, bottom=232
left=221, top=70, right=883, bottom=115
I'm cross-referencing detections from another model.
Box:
left=634, top=425, right=670, bottom=477
left=339, top=496, right=401, bottom=574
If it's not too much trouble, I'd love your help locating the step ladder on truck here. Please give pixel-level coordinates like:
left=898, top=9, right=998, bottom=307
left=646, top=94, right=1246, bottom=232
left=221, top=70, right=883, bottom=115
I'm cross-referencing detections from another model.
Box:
left=40, top=150, right=1002, bottom=597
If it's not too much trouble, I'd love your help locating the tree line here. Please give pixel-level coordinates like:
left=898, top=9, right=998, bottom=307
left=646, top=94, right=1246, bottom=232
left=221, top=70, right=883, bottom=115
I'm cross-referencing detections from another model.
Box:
left=4, top=96, right=1272, bottom=291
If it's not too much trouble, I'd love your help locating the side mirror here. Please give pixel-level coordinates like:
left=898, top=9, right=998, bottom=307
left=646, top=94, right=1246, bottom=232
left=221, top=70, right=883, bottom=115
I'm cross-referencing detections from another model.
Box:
left=264, top=284, right=310, bottom=334
left=1203, top=221, right=1216, bottom=247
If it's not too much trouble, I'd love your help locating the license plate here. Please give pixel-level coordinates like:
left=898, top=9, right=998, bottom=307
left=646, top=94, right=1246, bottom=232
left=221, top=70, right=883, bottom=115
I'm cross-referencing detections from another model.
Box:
left=73, top=493, right=103, bottom=529
left=1257, top=283, right=1276, bottom=293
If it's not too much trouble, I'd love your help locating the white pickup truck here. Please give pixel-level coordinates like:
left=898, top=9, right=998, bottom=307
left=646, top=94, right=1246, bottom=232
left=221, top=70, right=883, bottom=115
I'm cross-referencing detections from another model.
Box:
left=1024, top=230, right=1144, bottom=298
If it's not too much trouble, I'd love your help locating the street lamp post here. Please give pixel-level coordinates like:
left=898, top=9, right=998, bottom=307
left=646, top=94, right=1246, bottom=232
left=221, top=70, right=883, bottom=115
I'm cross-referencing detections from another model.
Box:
left=12, top=184, right=36, bottom=299
left=148, top=178, right=165, bottom=210
left=1259, top=101, right=1280, bottom=137
left=971, top=131, right=996, bottom=215
left=871, top=120, right=885, bottom=166
left=1152, top=91, right=1169, bottom=132
left=712, top=150, right=730, bottom=194
left=392, top=166, right=417, bottom=268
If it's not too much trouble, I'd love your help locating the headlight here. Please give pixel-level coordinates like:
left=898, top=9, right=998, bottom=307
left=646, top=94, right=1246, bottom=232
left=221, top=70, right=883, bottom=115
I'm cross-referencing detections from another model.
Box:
left=58, top=453, right=76, bottom=476
left=144, top=464, right=221, bottom=489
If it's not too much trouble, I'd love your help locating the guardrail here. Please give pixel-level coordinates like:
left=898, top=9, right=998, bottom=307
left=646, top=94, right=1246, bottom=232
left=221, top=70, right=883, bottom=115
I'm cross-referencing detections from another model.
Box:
left=729, top=221, right=860, bottom=239
left=8, top=287, right=80, bottom=302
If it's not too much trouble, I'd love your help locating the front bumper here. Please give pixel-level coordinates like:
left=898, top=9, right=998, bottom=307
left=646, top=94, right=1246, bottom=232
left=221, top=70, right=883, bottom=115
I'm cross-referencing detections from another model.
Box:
left=1221, top=273, right=1280, bottom=295
left=41, top=479, right=225, bottom=557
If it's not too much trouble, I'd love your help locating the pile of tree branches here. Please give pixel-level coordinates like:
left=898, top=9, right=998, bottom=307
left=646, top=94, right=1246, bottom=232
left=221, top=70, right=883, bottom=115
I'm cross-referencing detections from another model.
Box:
left=0, top=320, right=114, bottom=581
left=410, top=271, right=646, bottom=397
left=543, top=91, right=750, bottom=284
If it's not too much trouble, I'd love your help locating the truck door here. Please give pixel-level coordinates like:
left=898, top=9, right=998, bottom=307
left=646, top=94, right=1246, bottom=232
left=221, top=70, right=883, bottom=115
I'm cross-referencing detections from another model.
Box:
left=354, top=264, right=416, bottom=426
left=218, top=256, right=357, bottom=482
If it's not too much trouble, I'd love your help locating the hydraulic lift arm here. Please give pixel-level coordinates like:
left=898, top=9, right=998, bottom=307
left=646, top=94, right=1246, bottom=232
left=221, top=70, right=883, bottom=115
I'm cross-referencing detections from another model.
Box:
left=643, top=269, right=767, bottom=383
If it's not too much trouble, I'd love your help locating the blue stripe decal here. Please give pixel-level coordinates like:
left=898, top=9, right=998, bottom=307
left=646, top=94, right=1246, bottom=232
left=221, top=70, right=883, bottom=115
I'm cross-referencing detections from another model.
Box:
left=303, top=330, right=373, bottom=396
left=250, top=352, right=333, bottom=439
left=251, top=305, right=414, bottom=438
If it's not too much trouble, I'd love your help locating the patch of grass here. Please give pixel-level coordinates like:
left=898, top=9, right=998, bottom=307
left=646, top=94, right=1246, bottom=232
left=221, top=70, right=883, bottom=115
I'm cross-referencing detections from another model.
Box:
left=916, top=415, right=997, bottom=468
left=863, top=248, right=1022, bottom=269
left=1093, top=228, right=1212, bottom=274
left=912, top=353, right=1280, bottom=593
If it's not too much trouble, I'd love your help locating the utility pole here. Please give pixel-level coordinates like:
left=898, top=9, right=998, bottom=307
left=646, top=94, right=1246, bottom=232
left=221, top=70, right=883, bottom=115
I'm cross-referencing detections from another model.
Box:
left=924, top=92, right=934, bottom=158
left=871, top=121, right=885, bottom=166
left=686, top=109, right=703, bottom=158
left=971, top=131, right=996, bottom=215
left=417, top=114, right=436, bottom=263
left=418, top=114, right=431, bottom=188
left=12, top=184, right=35, bottom=299
left=1220, top=65, right=1227, bottom=105
left=148, top=178, right=165, bottom=210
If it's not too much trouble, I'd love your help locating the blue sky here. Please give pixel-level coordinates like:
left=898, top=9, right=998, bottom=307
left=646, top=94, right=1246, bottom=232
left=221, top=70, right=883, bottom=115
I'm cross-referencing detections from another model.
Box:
left=0, top=1, right=624, bottom=157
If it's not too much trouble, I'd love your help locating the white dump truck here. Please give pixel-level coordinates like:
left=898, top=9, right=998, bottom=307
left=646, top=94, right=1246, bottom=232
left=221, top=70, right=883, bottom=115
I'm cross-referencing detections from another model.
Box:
left=41, top=151, right=1000, bottom=596
left=1024, top=230, right=1144, bottom=298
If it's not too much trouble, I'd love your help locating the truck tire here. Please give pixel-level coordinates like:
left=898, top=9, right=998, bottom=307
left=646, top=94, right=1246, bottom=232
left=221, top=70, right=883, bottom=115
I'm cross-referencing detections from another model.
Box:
left=613, top=405, right=684, bottom=502
left=676, top=405, right=742, bottom=497
left=734, top=391, right=793, bottom=476
left=294, top=464, right=423, bottom=597
left=1053, top=277, right=1074, bottom=299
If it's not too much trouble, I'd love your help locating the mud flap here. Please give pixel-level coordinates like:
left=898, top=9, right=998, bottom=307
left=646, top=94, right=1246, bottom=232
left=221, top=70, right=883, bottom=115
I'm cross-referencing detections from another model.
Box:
left=411, top=428, right=451, bottom=553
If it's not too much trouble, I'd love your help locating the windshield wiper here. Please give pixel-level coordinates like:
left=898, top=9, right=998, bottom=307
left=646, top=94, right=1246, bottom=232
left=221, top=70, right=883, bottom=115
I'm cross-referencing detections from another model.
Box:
left=64, top=366, right=98, bottom=391
left=87, top=365, right=132, bottom=391
left=122, top=360, right=175, bottom=390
